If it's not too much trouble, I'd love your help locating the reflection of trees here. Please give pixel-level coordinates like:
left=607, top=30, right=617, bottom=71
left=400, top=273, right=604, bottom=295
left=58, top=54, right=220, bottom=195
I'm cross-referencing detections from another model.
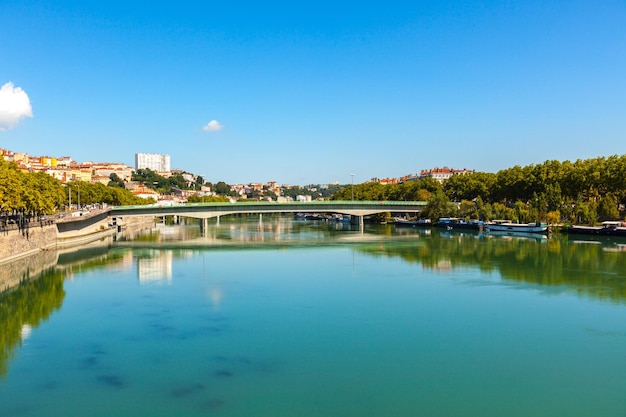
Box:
left=0, top=247, right=134, bottom=378
left=0, top=269, right=65, bottom=377
left=359, top=232, right=626, bottom=303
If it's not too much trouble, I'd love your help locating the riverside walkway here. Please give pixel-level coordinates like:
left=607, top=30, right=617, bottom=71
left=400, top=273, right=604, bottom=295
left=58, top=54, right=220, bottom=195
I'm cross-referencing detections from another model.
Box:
left=110, top=200, right=427, bottom=227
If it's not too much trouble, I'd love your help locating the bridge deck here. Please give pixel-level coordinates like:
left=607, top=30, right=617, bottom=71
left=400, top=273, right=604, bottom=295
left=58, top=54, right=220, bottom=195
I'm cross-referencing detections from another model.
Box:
left=110, top=200, right=427, bottom=219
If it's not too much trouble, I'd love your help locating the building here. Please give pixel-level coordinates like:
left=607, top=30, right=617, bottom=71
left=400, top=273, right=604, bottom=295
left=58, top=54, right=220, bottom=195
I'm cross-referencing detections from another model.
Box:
left=420, top=167, right=475, bottom=183
left=135, top=153, right=171, bottom=173
left=370, top=177, right=399, bottom=185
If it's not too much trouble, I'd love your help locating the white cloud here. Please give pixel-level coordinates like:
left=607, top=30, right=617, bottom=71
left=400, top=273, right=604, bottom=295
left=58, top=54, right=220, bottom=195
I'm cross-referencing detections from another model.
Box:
left=202, top=120, right=223, bottom=132
left=0, top=82, right=33, bottom=131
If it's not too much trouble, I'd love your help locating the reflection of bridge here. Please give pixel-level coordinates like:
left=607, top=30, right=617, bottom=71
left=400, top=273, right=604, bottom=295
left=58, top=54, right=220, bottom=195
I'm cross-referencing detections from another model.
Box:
left=110, top=201, right=427, bottom=228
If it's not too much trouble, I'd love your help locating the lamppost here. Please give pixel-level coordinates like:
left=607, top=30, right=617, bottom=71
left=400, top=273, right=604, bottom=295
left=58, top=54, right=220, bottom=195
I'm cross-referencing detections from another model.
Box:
left=350, top=173, right=355, bottom=201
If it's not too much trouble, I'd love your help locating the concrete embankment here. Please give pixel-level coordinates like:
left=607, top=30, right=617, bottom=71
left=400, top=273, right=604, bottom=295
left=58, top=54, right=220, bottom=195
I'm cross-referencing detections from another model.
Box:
left=0, top=210, right=155, bottom=266
left=55, top=210, right=115, bottom=249
left=0, top=211, right=112, bottom=266
left=0, top=222, right=58, bottom=265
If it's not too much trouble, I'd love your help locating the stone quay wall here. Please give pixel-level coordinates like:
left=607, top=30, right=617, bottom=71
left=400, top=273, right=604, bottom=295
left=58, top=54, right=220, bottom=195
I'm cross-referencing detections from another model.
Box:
left=0, top=223, right=58, bottom=266
left=0, top=212, right=156, bottom=265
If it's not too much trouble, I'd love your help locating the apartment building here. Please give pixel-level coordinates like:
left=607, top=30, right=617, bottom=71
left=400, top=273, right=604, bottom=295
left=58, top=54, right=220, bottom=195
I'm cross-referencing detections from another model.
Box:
left=135, top=152, right=171, bottom=173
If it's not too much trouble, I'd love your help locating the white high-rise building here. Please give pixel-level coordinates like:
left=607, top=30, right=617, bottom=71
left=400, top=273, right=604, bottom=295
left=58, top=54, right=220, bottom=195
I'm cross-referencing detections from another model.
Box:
left=135, top=153, right=171, bottom=173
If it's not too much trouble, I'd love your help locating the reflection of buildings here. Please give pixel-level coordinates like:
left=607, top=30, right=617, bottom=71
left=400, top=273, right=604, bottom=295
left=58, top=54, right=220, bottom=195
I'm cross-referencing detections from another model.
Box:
left=137, top=250, right=173, bottom=283
left=227, top=217, right=295, bottom=242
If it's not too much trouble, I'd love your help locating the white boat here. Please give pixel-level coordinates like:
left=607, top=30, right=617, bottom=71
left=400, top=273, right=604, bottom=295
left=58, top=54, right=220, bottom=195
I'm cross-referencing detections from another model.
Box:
left=486, top=221, right=549, bottom=234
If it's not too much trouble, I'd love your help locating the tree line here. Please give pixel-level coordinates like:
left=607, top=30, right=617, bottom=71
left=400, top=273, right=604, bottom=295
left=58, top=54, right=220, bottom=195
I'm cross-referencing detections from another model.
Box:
left=332, top=155, right=626, bottom=224
left=131, top=168, right=204, bottom=194
left=0, top=158, right=151, bottom=219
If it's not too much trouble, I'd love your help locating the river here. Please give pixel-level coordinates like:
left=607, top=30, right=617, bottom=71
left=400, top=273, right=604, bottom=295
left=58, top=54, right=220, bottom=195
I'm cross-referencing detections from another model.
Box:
left=1, top=216, right=625, bottom=416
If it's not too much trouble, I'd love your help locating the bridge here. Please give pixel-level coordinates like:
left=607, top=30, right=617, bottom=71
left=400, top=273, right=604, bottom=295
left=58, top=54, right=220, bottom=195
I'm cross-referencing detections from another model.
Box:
left=110, top=200, right=427, bottom=228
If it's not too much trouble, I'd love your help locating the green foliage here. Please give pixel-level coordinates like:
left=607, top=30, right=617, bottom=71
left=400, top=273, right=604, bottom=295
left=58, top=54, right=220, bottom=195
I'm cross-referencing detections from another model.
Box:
left=423, top=189, right=455, bottom=220
left=67, top=181, right=153, bottom=206
left=260, top=184, right=340, bottom=201
left=0, top=270, right=66, bottom=377
left=0, top=159, right=65, bottom=216
left=21, top=172, right=66, bottom=215
left=187, top=195, right=230, bottom=203
left=597, top=193, right=619, bottom=220
left=574, top=195, right=598, bottom=225
left=0, top=159, right=152, bottom=217
left=329, top=154, right=626, bottom=224
left=0, top=159, right=25, bottom=212
left=213, top=181, right=236, bottom=196
left=132, top=168, right=201, bottom=194
left=331, top=178, right=443, bottom=202
left=444, top=172, right=495, bottom=202
left=459, top=199, right=478, bottom=220
left=108, top=173, right=125, bottom=188
left=281, top=185, right=318, bottom=199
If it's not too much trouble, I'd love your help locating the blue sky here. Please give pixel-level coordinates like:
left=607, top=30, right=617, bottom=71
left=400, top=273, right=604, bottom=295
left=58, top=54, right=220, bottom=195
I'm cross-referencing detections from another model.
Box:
left=1, top=0, right=625, bottom=185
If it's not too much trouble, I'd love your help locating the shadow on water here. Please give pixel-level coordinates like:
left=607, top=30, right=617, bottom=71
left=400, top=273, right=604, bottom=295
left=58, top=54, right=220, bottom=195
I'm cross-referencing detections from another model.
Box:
left=96, top=374, right=126, bottom=388
left=171, top=382, right=205, bottom=398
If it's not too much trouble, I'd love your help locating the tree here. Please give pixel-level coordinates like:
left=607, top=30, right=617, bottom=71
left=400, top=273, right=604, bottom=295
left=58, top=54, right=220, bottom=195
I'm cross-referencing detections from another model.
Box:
left=514, top=201, right=530, bottom=223
left=597, top=193, right=619, bottom=220
left=108, top=173, right=125, bottom=188
left=0, top=159, right=24, bottom=213
left=459, top=200, right=477, bottom=220
left=214, top=181, right=234, bottom=196
left=444, top=172, right=495, bottom=202
left=574, top=195, right=598, bottom=225
left=423, top=189, right=454, bottom=220
left=187, top=195, right=229, bottom=203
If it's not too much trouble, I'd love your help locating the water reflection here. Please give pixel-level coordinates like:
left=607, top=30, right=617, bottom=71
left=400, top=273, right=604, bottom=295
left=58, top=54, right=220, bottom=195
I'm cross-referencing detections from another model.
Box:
left=92, top=220, right=626, bottom=305
left=137, top=250, right=173, bottom=284
left=357, top=230, right=626, bottom=303
left=1, top=243, right=134, bottom=378
left=2, top=219, right=625, bottom=382
left=0, top=268, right=65, bottom=377
left=102, top=218, right=626, bottom=305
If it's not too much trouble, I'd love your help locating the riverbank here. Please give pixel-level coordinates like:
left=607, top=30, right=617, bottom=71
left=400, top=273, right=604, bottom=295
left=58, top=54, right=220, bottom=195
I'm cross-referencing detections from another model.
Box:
left=0, top=211, right=155, bottom=266
left=0, top=223, right=58, bottom=265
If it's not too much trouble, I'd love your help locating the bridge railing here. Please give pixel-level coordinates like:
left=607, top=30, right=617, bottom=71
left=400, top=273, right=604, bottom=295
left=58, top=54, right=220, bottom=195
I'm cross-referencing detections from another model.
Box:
left=112, top=200, right=427, bottom=210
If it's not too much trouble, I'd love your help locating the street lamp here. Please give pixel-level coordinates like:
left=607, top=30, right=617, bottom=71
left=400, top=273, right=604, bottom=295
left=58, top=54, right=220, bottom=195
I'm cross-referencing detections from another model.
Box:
left=350, top=173, right=355, bottom=201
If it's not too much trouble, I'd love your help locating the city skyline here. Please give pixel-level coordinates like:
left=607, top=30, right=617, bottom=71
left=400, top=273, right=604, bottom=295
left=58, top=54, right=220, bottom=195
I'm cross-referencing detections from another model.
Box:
left=1, top=1, right=625, bottom=185
left=0, top=146, right=473, bottom=186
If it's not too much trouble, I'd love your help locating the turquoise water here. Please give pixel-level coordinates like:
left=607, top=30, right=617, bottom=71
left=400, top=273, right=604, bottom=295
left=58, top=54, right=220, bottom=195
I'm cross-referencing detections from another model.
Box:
left=1, top=219, right=626, bottom=416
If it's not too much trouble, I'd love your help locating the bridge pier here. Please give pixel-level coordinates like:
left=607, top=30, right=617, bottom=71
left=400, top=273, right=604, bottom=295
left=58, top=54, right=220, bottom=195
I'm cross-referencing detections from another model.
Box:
left=351, top=215, right=364, bottom=231
left=200, top=218, right=208, bottom=236
left=216, top=215, right=220, bottom=226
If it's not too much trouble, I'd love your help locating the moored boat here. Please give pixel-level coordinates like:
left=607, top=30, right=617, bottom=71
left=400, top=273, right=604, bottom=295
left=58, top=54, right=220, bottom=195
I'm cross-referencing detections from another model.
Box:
left=566, top=221, right=626, bottom=237
left=435, top=217, right=484, bottom=230
left=393, top=217, right=432, bottom=227
left=486, top=221, right=549, bottom=234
